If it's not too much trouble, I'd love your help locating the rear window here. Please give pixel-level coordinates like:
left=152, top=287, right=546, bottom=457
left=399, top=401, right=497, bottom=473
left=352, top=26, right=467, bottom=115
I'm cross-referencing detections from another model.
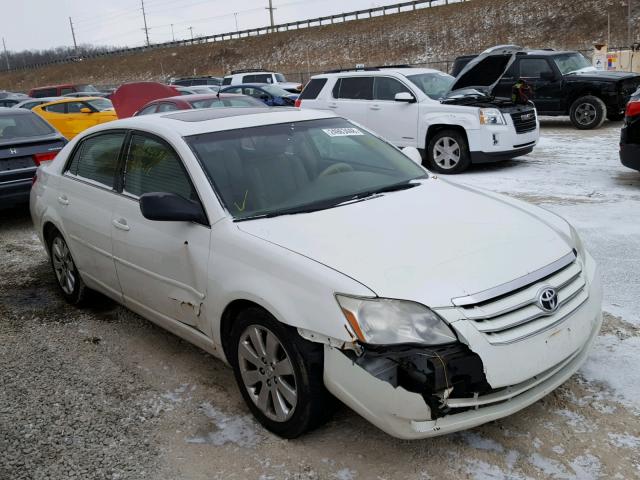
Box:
left=299, top=79, right=327, bottom=100
left=0, top=113, right=55, bottom=140
left=334, top=77, right=374, bottom=100
left=86, top=98, right=113, bottom=111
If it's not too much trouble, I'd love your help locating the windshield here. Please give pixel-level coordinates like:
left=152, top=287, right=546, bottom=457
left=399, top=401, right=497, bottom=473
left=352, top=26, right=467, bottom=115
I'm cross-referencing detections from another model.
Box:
left=553, top=53, right=591, bottom=75
left=188, top=118, right=426, bottom=220
left=77, top=84, right=99, bottom=92
left=86, top=98, right=114, bottom=111
left=189, top=97, right=265, bottom=109
left=406, top=72, right=455, bottom=99
left=261, top=85, right=292, bottom=97
left=275, top=73, right=287, bottom=82
left=0, top=113, right=55, bottom=140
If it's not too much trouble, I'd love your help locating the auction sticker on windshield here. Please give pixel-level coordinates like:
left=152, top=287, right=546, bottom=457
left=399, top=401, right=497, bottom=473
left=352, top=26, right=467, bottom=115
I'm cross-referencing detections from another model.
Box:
left=322, top=127, right=364, bottom=137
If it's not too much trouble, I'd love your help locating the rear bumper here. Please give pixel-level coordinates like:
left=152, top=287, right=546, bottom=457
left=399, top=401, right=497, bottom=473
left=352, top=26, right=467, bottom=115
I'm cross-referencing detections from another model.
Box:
left=620, top=144, right=640, bottom=171
left=0, top=178, right=32, bottom=208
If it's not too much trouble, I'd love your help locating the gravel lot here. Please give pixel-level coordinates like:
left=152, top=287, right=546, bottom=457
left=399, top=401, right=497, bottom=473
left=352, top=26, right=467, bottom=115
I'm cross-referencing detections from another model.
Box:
left=1, top=118, right=639, bottom=480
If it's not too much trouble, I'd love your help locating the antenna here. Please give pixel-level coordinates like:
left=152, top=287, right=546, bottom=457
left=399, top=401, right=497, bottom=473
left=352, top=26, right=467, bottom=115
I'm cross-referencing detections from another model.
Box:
left=141, top=0, right=150, bottom=46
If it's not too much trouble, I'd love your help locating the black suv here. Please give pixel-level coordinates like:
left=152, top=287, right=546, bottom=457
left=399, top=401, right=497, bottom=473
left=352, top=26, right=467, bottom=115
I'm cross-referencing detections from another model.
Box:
left=452, top=48, right=640, bottom=129
left=169, top=76, right=222, bottom=87
left=620, top=88, right=640, bottom=171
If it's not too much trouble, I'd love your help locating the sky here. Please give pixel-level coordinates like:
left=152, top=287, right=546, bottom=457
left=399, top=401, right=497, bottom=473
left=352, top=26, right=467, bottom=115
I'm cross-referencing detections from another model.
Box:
left=1, top=0, right=417, bottom=52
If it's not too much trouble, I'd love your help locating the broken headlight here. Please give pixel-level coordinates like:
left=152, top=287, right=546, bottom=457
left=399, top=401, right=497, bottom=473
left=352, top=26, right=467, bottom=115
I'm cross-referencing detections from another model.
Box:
left=336, top=295, right=457, bottom=345
left=479, top=108, right=506, bottom=125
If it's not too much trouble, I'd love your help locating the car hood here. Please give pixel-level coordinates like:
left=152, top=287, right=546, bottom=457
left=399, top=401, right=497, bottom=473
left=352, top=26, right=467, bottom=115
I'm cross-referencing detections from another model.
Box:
left=237, top=179, right=573, bottom=307
left=447, top=45, right=523, bottom=98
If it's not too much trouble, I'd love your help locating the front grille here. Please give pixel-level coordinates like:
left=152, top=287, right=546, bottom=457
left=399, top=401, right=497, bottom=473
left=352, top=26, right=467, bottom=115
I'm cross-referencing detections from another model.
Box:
left=510, top=109, right=537, bottom=134
left=460, top=260, right=588, bottom=345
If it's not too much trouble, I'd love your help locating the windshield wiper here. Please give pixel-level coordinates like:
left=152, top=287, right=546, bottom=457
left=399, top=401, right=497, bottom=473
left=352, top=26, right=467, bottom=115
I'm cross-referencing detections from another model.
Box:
left=236, top=179, right=423, bottom=222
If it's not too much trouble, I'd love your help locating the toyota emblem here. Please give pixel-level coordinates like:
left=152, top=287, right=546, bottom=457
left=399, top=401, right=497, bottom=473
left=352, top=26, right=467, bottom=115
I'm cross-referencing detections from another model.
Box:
left=537, top=287, right=558, bottom=313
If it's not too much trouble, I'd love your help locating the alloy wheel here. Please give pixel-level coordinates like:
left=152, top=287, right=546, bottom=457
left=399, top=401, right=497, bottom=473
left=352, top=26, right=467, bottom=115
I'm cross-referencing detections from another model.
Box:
left=51, top=236, right=76, bottom=295
left=575, top=103, right=597, bottom=126
left=237, top=325, right=298, bottom=422
left=433, top=136, right=461, bottom=170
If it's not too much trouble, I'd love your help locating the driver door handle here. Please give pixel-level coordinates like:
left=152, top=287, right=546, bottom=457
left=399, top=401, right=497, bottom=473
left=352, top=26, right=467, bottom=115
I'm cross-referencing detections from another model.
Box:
left=57, top=195, right=69, bottom=206
left=328, top=103, right=338, bottom=109
left=112, top=218, right=130, bottom=231
left=370, top=104, right=381, bottom=110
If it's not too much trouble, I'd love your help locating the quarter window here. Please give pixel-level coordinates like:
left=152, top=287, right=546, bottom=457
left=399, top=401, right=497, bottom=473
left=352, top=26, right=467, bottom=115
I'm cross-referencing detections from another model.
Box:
left=137, top=105, right=158, bottom=115
left=334, top=77, right=374, bottom=100
left=373, top=77, right=411, bottom=101
left=299, top=78, right=327, bottom=99
left=124, top=134, right=195, bottom=201
left=519, top=59, right=553, bottom=78
left=44, top=103, right=66, bottom=113
left=68, top=132, right=125, bottom=188
left=67, top=102, right=87, bottom=113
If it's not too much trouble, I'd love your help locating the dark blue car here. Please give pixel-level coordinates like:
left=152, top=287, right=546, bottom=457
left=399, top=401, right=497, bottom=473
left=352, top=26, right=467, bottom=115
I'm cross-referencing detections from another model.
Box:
left=219, top=83, right=298, bottom=107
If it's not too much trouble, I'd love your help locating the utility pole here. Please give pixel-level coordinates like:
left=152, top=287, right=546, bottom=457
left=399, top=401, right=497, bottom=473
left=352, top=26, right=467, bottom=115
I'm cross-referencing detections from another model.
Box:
left=234, top=12, right=239, bottom=33
left=69, top=17, right=78, bottom=52
left=141, top=0, right=150, bottom=46
left=628, top=0, right=633, bottom=47
left=2, top=38, right=10, bottom=71
left=266, top=0, right=276, bottom=32
left=189, top=26, right=194, bottom=40
left=171, top=24, right=175, bottom=42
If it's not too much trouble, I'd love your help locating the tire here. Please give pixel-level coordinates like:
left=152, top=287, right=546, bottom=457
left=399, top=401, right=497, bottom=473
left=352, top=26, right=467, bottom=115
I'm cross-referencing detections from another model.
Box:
left=569, top=96, right=606, bottom=130
left=607, top=111, right=625, bottom=122
left=229, top=307, right=333, bottom=438
left=426, top=129, right=471, bottom=174
left=48, top=231, right=88, bottom=305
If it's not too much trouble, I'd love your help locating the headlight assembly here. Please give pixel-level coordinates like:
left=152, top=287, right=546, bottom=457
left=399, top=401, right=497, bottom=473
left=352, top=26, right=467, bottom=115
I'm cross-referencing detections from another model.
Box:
left=570, top=224, right=586, bottom=261
left=336, top=295, right=457, bottom=345
left=479, top=108, right=506, bottom=125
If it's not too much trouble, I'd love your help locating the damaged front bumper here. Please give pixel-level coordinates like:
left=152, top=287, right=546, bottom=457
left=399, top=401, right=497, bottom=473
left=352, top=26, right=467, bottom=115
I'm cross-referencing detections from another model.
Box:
left=323, top=270, right=603, bottom=439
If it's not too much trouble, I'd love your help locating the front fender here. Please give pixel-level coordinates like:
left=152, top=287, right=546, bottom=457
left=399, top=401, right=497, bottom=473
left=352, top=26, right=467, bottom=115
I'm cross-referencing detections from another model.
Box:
left=419, top=108, right=481, bottom=147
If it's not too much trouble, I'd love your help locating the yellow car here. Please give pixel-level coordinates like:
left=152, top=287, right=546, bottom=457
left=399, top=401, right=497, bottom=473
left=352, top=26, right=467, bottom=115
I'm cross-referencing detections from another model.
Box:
left=33, top=97, right=118, bottom=140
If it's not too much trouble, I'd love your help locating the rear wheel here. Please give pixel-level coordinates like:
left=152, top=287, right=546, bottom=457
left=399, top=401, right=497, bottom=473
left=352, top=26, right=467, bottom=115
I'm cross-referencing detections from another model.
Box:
left=48, top=232, right=87, bottom=305
left=426, top=129, right=471, bottom=174
left=569, top=96, right=606, bottom=130
left=229, top=307, right=332, bottom=438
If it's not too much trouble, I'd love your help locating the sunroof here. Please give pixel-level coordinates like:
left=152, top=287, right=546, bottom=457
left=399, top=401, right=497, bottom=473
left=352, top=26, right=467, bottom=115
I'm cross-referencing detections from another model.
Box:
left=164, top=107, right=297, bottom=122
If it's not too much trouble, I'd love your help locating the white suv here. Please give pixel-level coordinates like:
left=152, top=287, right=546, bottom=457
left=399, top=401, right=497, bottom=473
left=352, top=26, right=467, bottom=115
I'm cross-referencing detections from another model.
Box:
left=297, top=65, right=540, bottom=173
left=222, top=69, right=302, bottom=93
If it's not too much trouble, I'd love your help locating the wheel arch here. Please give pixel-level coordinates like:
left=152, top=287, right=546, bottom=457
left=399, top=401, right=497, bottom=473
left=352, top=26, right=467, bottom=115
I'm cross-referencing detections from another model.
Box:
left=426, top=124, right=470, bottom=150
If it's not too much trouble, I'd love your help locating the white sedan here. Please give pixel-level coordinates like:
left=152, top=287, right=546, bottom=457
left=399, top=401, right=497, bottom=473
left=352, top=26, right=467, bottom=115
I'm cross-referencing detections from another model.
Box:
left=30, top=107, right=602, bottom=439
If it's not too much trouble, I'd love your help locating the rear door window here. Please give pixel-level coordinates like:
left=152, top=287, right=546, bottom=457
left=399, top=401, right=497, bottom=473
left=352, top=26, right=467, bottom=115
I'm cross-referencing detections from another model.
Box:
left=137, top=105, right=158, bottom=115
left=61, top=87, right=74, bottom=95
left=334, top=77, right=374, bottom=100
left=299, top=79, right=328, bottom=100
left=67, top=102, right=86, bottom=113
left=123, top=134, right=196, bottom=201
left=44, top=103, right=66, bottom=113
left=67, top=132, right=126, bottom=188
left=157, top=102, right=179, bottom=112
left=242, top=75, right=256, bottom=83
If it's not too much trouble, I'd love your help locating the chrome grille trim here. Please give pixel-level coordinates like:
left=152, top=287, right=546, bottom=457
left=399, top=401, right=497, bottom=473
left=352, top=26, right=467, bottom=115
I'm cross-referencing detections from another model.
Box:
left=452, top=251, right=576, bottom=307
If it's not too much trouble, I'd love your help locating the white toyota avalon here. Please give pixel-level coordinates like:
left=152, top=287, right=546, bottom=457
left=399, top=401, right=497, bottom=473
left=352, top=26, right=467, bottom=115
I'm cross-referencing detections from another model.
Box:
left=30, top=107, right=602, bottom=439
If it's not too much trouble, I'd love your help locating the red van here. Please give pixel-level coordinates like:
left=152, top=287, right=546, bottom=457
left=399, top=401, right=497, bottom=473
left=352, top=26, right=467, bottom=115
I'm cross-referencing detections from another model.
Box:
left=28, top=84, right=101, bottom=98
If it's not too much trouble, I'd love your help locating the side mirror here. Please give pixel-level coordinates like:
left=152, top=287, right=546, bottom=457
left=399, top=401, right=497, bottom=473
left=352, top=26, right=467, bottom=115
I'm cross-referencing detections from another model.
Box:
left=540, top=71, right=557, bottom=81
left=139, top=192, right=208, bottom=225
left=395, top=92, right=416, bottom=103
left=402, top=146, right=423, bottom=165
left=80, top=107, right=92, bottom=113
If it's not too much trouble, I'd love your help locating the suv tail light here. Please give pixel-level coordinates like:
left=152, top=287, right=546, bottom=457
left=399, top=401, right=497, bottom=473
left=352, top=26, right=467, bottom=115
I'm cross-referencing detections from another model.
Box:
left=294, top=98, right=302, bottom=108
left=33, top=151, right=58, bottom=165
left=626, top=99, right=640, bottom=117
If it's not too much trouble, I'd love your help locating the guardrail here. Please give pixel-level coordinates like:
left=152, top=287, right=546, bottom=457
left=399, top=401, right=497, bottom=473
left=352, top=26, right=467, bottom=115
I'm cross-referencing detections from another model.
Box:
left=1, top=0, right=468, bottom=73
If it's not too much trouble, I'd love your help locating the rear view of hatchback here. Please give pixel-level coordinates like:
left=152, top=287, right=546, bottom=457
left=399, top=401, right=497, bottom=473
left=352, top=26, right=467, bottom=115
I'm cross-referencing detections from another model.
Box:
left=620, top=88, right=640, bottom=171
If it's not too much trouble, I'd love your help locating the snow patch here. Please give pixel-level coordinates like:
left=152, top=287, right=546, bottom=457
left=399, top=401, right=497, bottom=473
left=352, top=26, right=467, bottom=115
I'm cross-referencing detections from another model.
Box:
left=186, top=401, right=260, bottom=447
left=608, top=432, right=640, bottom=449
left=459, top=431, right=505, bottom=453
left=333, top=468, right=357, bottom=480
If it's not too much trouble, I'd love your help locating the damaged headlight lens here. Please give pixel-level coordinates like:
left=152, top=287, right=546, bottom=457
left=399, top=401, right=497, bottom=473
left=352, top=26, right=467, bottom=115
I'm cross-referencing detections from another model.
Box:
left=335, top=295, right=457, bottom=345
left=479, top=108, right=506, bottom=125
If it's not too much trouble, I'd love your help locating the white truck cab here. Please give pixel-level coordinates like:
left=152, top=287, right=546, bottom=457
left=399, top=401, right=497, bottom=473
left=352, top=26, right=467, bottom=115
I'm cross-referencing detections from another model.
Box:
left=297, top=56, right=540, bottom=174
left=222, top=69, right=302, bottom=93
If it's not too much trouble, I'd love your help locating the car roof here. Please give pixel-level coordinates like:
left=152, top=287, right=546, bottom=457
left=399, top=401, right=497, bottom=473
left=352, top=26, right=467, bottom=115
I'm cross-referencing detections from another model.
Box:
left=88, top=107, right=336, bottom=137
left=41, top=96, right=107, bottom=105
left=313, top=67, right=445, bottom=78
left=151, top=93, right=245, bottom=102
left=0, top=106, right=36, bottom=116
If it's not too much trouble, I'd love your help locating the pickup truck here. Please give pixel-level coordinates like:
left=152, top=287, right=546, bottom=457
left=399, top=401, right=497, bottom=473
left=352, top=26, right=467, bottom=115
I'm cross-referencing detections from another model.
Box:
left=451, top=47, right=640, bottom=129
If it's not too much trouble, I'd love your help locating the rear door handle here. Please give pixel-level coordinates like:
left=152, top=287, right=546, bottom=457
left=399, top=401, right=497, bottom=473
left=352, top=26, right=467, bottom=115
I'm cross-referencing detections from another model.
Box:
left=370, top=104, right=381, bottom=110
left=112, top=218, right=130, bottom=231
left=57, top=195, right=69, bottom=206
left=328, top=103, right=338, bottom=109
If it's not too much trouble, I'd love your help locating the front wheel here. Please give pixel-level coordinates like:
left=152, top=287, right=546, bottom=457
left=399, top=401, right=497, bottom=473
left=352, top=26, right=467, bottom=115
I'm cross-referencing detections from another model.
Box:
left=229, top=307, right=333, bottom=438
left=569, top=96, right=606, bottom=130
left=426, top=129, right=471, bottom=174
